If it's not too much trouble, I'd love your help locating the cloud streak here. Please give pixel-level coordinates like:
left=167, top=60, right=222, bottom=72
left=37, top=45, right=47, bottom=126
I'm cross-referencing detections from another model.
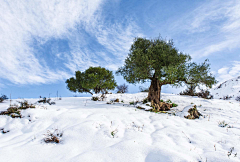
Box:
left=171, top=0, right=240, bottom=58
left=217, top=61, right=240, bottom=83
left=0, top=0, right=142, bottom=85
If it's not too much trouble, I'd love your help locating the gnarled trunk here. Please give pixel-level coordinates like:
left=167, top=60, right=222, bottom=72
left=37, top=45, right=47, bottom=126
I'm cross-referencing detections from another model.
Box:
left=148, top=78, right=171, bottom=111
left=148, top=78, right=161, bottom=103
left=148, top=78, right=162, bottom=111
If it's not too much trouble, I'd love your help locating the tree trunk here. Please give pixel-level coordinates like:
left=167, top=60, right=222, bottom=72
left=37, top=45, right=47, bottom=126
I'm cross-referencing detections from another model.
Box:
left=188, top=85, right=196, bottom=96
left=148, top=78, right=162, bottom=111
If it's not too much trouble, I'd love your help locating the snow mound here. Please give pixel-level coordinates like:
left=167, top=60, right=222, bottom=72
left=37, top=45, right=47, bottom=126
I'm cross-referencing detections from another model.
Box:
left=0, top=93, right=240, bottom=161
left=211, top=76, right=240, bottom=100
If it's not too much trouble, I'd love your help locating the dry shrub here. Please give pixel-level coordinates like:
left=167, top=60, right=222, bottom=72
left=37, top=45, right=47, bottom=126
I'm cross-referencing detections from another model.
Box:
left=18, top=100, right=35, bottom=109
left=43, top=129, right=63, bottom=144
left=91, top=96, right=99, bottom=101
left=184, top=105, right=202, bottom=119
left=38, top=97, right=55, bottom=105
left=236, top=96, right=240, bottom=102
left=0, top=100, right=36, bottom=118
left=114, top=98, right=119, bottom=102
left=223, top=95, right=232, bottom=100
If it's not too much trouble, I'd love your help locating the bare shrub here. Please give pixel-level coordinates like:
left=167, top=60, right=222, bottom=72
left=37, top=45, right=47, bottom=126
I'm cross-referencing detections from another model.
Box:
left=43, top=129, right=63, bottom=144
left=197, top=89, right=213, bottom=99
left=236, top=96, right=240, bottom=101
left=17, top=100, right=35, bottom=109
left=180, top=88, right=213, bottom=99
left=91, top=96, right=99, bottom=101
left=116, top=83, right=128, bottom=93
left=223, top=95, right=232, bottom=100
left=184, top=105, right=202, bottom=119
left=0, top=100, right=36, bottom=118
left=38, top=97, right=55, bottom=105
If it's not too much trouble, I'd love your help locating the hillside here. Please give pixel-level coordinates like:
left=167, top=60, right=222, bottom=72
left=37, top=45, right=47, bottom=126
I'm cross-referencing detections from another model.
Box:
left=211, top=76, right=240, bottom=100
left=0, top=93, right=240, bottom=161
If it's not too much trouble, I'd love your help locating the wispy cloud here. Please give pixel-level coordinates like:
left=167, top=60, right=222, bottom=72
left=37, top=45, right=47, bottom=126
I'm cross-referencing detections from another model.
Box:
left=217, top=61, right=240, bottom=83
left=65, top=17, right=143, bottom=72
left=0, top=0, right=142, bottom=85
left=171, top=0, right=240, bottom=58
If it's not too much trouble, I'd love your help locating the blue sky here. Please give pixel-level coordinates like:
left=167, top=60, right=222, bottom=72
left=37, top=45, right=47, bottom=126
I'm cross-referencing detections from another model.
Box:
left=0, top=0, right=240, bottom=99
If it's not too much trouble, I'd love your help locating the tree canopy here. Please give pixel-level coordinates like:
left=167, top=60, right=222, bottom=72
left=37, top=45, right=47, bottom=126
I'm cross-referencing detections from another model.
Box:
left=66, top=67, right=117, bottom=95
left=183, top=60, right=217, bottom=95
left=116, top=37, right=191, bottom=85
left=117, top=36, right=216, bottom=111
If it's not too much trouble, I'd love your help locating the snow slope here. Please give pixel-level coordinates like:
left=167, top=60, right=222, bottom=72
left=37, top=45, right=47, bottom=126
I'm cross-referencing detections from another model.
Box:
left=0, top=93, right=240, bottom=162
left=211, top=76, right=240, bottom=100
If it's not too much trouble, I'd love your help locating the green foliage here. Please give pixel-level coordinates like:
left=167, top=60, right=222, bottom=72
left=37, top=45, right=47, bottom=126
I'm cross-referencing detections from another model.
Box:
left=116, top=37, right=191, bottom=86
left=160, top=99, right=164, bottom=102
left=166, top=99, right=172, bottom=103
left=172, top=103, right=178, bottom=107
left=183, top=60, right=217, bottom=94
left=129, top=101, right=135, bottom=105
left=66, top=67, right=117, bottom=95
left=111, top=129, right=118, bottom=138
left=0, top=95, right=8, bottom=103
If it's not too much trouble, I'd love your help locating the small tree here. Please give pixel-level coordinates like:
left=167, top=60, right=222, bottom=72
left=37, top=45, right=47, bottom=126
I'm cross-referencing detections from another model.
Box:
left=116, top=83, right=128, bottom=93
left=117, top=37, right=191, bottom=111
left=0, top=95, right=8, bottom=103
left=182, top=60, right=217, bottom=95
left=66, top=67, right=117, bottom=95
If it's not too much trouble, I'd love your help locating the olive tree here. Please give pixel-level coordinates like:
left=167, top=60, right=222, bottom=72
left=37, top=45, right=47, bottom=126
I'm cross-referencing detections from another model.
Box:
left=116, top=37, right=191, bottom=111
left=183, top=60, right=217, bottom=96
left=66, top=67, right=117, bottom=95
left=117, top=37, right=217, bottom=111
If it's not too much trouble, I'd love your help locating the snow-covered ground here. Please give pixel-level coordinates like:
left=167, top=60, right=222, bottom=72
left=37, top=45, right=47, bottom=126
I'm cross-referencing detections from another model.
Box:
left=0, top=93, right=240, bottom=162
left=211, top=76, right=240, bottom=100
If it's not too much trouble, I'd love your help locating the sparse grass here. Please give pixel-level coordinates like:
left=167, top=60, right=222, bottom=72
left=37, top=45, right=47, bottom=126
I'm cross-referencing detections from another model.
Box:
left=166, top=99, right=172, bottom=103
left=136, top=106, right=145, bottom=110
left=218, top=120, right=228, bottom=127
left=172, top=103, right=178, bottom=107
left=111, top=129, right=118, bottom=138
left=1, top=128, right=10, bottom=134
left=223, top=95, right=232, bottom=100
left=227, top=147, right=237, bottom=158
